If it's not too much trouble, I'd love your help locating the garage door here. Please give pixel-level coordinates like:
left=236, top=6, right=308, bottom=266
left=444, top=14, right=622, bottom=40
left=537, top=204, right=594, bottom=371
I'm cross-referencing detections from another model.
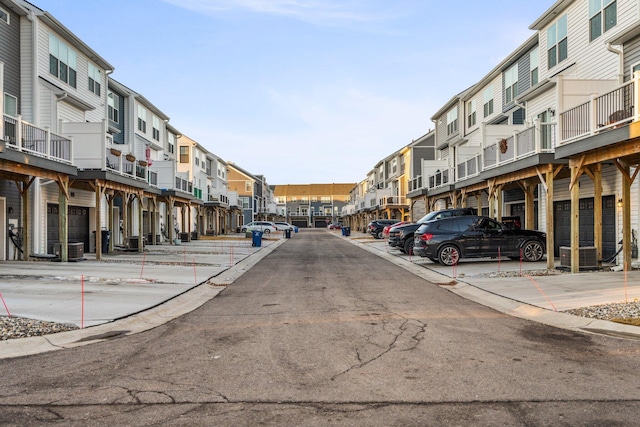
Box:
left=47, top=204, right=90, bottom=254
left=291, top=220, right=308, bottom=228
left=509, top=202, right=539, bottom=230
left=553, top=196, right=615, bottom=259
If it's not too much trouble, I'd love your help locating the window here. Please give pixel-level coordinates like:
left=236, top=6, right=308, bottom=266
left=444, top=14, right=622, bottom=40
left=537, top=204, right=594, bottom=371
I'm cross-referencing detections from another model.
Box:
left=483, top=87, right=494, bottom=117
left=530, top=47, right=539, bottom=86
left=179, top=146, right=189, bottom=163
left=88, top=63, right=101, bottom=96
left=137, top=105, right=147, bottom=133
left=195, top=156, right=199, bottom=166
left=4, top=93, right=17, bottom=117
left=547, top=14, right=568, bottom=69
left=152, top=116, right=160, bottom=141
left=467, top=99, right=476, bottom=127
left=504, top=64, right=518, bottom=104
left=239, top=197, right=250, bottom=209
left=168, top=133, right=175, bottom=154
left=446, top=108, right=458, bottom=136
left=245, top=181, right=252, bottom=192
left=590, top=0, right=616, bottom=41
left=0, top=7, right=9, bottom=24
left=107, top=91, right=119, bottom=123
left=49, top=34, right=77, bottom=88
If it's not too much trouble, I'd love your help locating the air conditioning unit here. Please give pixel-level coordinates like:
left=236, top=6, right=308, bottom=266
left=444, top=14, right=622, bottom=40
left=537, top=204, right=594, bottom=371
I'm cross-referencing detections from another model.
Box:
left=559, top=246, right=598, bottom=269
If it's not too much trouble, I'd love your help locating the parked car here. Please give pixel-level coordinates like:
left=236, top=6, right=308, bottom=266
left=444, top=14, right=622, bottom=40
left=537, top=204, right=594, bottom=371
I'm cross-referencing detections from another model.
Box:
left=328, top=222, right=343, bottom=229
left=382, top=221, right=409, bottom=238
left=240, top=221, right=277, bottom=234
left=388, top=208, right=477, bottom=254
left=502, top=215, right=522, bottom=230
left=413, top=215, right=546, bottom=266
left=367, top=219, right=402, bottom=239
left=274, top=222, right=295, bottom=231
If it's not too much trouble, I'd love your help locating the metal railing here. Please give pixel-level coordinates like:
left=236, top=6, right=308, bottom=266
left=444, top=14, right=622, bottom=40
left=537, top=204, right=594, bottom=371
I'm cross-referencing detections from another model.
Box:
left=380, top=196, right=408, bottom=206
left=483, top=123, right=556, bottom=170
left=428, top=169, right=451, bottom=189
left=560, top=80, right=634, bottom=144
left=4, top=114, right=72, bottom=163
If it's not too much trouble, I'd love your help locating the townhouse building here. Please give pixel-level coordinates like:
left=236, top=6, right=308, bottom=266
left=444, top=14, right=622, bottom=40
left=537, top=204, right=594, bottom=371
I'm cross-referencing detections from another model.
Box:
left=347, top=0, right=640, bottom=273
left=273, top=183, right=354, bottom=228
left=0, top=0, right=254, bottom=261
left=227, top=162, right=263, bottom=226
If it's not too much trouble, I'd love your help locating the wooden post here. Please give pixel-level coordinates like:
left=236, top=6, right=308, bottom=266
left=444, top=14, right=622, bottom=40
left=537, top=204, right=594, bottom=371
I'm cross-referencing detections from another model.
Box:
left=95, top=181, right=102, bottom=260
left=137, top=192, right=144, bottom=253
left=593, top=164, right=603, bottom=266
left=570, top=166, right=580, bottom=273
left=546, top=169, right=555, bottom=270
left=58, top=176, right=69, bottom=262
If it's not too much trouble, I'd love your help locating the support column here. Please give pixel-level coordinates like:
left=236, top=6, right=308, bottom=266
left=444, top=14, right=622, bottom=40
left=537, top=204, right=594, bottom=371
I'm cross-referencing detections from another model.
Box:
left=546, top=169, right=555, bottom=270
left=593, top=164, right=603, bottom=266
left=95, top=181, right=103, bottom=260
left=570, top=166, right=580, bottom=273
left=137, top=193, right=144, bottom=253
left=57, top=175, right=69, bottom=262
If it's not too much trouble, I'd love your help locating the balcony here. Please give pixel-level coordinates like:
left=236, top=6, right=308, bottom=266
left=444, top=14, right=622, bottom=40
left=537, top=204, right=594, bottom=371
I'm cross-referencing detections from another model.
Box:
left=482, top=122, right=556, bottom=171
left=175, top=176, right=193, bottom=194
left=409, top=175, right=423, bottom=192
left=3, top=115, right=72, bottom=164
left=427, top=168, right=453, bottom=190
left=380, top=196, right=408, bottom=207
left=559, top=80, right=634, bottom=145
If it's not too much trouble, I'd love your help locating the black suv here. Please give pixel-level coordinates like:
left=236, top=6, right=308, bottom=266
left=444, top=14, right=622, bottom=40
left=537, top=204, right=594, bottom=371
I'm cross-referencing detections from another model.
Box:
left=413, top=215, right=546, bottom=265
left=367, top=219, right=401, bottom=239
left=388, top=208, right=477, bottom=255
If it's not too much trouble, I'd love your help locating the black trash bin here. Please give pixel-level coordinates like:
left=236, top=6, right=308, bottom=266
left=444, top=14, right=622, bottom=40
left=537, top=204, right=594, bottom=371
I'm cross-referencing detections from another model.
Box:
left=285, top=229, right=291, bottom=238
left=344, top=226, right=351, bottom=237
left=101, top=230, right=111, bottom=253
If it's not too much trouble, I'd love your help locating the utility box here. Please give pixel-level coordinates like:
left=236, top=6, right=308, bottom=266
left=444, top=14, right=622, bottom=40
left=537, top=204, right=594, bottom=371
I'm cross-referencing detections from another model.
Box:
left=54, top=242, right=85, bottom=261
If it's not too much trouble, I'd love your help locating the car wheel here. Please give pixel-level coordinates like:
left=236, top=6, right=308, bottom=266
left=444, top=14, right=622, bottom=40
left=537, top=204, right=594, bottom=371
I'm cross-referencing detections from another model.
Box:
left=376, top=230, right=383, bottom=239
left=522, top=240, right=544, bottom=262
left=404, top=238, right=414, bottom=256
left=263, top=229, right=271, bottom=234
left=438, top=244, right=460, bottom=266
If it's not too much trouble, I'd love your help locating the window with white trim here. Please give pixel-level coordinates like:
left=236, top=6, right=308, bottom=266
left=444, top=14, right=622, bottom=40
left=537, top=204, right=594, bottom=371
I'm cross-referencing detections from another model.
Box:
left=137, top=105, right=147, bottom=133
left=0, top=7, right=9, bottom=24
left=467, top=99, right=476, bottom=127
left=504, top=64, right=518, bottom=104
left=107, top=91, right=119, bottom=123
left=446, top=108, right=458, bottom=136
left=88, top=63, right=101, bottom=96
left=179, top=145, right=189, bottom=163
left=483, top=86, right=494, bottom=117
left=168, top=133, right=175, bottom=154
left=530, top=47, right=539, bottom=86
left=547, top=14, right=568, bottom=69
left=152, top=116, right=160, bottom=141
left=245, top=181, right=252, bottom=192
left=49, top=34, right=77, bottom=88
left=4, top=93, right=17, bottom=117
left=321, top=196, right=331, bottom=203
left=590, top=0, right=616, bottom=42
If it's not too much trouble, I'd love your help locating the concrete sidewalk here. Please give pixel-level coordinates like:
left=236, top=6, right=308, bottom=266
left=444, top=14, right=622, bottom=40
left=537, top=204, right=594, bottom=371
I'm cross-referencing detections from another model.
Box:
left=343, top=230, right=640, bottom=340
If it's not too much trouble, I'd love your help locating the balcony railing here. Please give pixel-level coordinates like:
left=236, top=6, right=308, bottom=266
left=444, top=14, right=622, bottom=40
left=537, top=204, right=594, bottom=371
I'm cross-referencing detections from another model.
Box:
left=409, top=175, right=423, bottom=192
left=175, top=176, right=193, bottom=194
left=483, top=122, right=556, bottom=170
left=457, top=154, right=481, bottom=181
left=380, top=196, right=408, bottom=206
left=427, top=168, right=452, bottom=190
left=4, top=114, right=72, bottom=164
left=560, top=80, right=634, bottom=144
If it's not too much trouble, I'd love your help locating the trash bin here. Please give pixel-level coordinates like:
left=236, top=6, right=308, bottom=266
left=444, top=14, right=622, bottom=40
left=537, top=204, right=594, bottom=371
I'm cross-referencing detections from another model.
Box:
left=101, top=230, right=111, bottom=253
left=344, top=226, right=351, bottom=237
left=285, top=229, right=291, bottom=238
left=294, top=226, right=299, bottom=233
left=252, top=230, right=263, bottom=247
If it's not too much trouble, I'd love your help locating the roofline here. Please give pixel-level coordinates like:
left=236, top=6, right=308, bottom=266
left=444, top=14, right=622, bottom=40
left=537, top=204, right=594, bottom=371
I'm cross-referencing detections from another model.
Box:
left=529, top=0, right=573, bottom=31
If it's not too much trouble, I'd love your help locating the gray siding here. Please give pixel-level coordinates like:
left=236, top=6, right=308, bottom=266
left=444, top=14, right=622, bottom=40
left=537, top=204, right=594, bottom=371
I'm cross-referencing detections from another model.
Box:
left=0, top=3, right=21, bottom=112
left=623, top=37, right=640, bottom=82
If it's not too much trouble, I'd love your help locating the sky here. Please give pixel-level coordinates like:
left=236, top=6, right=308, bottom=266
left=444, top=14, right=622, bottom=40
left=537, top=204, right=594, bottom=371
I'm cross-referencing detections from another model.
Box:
left=33, top=0, right=552, bottom=185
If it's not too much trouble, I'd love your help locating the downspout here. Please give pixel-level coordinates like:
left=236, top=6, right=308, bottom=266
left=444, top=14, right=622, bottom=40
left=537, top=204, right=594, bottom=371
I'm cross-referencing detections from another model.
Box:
left=607, top=43, right=624, bottom=85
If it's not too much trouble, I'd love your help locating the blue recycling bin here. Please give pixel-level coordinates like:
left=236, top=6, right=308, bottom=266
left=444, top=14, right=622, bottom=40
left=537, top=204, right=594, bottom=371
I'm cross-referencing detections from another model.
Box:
left=251, top=230, right=263, bottom=247
left=294, top=226, right=299, bottom=233
left=344, top=226, right=351, bottom=237
left=341, top=227, right=346, bottom=236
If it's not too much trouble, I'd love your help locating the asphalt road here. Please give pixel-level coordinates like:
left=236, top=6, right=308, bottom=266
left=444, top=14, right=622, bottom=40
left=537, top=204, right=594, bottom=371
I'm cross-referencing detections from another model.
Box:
left=1, top=230, right=640, bottom=426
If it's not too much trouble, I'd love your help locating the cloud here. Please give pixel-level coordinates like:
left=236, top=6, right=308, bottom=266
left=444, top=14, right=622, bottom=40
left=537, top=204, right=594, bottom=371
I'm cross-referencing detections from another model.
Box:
left=160, top=0, right=395, bottom=24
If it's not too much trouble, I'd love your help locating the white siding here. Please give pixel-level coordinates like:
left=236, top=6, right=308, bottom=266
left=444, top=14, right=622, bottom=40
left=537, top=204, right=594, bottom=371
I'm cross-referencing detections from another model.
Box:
left=36, top=22, right=107, bottom=124
left=539, top=0, right=639, bottom=82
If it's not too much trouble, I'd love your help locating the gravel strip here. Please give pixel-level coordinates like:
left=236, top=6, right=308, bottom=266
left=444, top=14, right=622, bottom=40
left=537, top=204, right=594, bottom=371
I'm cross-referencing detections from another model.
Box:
left=1, top=316, right=78, bottom=341
left=564, top=301, right=640, bottom=321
